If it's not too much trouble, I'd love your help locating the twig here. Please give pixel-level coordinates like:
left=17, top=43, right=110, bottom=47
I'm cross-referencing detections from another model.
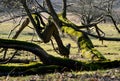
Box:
left=50, top=39, right=60, bottom=54
left=0, top=14, right=26, bottom=23
left=5, top=68, right=16, bottom=81
left=0, top=50, right=18, bottom=64
left=8, top=17, right=24, bottom=38
left=34, top=0, right=50, bottom=14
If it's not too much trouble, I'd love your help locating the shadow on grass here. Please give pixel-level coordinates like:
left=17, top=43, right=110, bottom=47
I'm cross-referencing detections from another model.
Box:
left=0, top=60, right=120, bottom=76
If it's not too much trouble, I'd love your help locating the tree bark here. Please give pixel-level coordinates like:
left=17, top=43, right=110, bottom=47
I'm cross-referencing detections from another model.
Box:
left=0, top=38, right=120, bottom=75
left=62, top=0, right=67, bottom=18
left=0, top=38, right=83, bottom=70
left=12, top=18, right=30, bottom=39
left=0, top=39, right=49, bottom=63
left=59, top=14, right=106, bottom=60
left=21, top=0, right=70, bottom=57
left=45, top=0, right=62, bottom=28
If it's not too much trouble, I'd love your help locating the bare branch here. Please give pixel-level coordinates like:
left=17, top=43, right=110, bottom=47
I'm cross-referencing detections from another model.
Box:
left=45, top=0, right=62, bottom=28
left=8, top=17, right=24, bottom=38
left=0, top=50, right=18, bottom=64
left=106, top=14, right=120, bottom=33
left=62, top=0, right=67, bottom=18
left=0, top=14, right=26, bottom=23
left=12, top=18, right=30, bottom=39
left=34, top=0, right=50, bottom=14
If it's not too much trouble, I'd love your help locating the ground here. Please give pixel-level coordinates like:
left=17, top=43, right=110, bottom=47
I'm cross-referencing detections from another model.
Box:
left=0, top=14, right=120, bottom=80
left=0, top=68, right=120, bottom=81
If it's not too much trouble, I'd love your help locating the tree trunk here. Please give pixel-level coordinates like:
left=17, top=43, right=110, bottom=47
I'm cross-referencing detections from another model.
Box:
left=59, top=14, right=106, bottom=60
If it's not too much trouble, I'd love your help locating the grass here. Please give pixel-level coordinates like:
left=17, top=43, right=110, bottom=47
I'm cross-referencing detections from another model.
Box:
left=0, top=20, right=120, bottom=80
left=91, top=23, right=120, bottom=61
left=0, top=68, right=120, bottom=81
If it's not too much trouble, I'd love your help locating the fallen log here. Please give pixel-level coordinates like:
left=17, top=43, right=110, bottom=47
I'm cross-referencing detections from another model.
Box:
left=0, top=60, right=120, bottom=76
left=0, top=38, right=120, bottom=75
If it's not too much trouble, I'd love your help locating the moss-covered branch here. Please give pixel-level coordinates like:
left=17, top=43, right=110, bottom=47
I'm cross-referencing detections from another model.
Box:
left=0, top=38, right=83, bottom=67
left=58, top=14, right=106, bottom=60
left=0, top=60, right=120, bottom=76
left=0, top=39, right=50, bottom=63
left=0, top=39, right=106, bottom=70
left=0, top=38, right=120, bottom=75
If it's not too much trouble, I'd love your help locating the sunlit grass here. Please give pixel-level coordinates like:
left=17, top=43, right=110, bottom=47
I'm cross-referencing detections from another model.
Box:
left=0, top=22, right=120, bottom=60
left=92, top=39, right=120, bottom=60
left=0, top=21, right=120, bottom=80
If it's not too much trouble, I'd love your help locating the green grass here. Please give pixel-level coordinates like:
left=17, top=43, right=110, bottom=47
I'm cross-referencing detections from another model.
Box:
left=90, top=23, right=120, bottom=60
left=0, top=21, right=120, bottom=80
left=0, top=22, right=120, bottom=61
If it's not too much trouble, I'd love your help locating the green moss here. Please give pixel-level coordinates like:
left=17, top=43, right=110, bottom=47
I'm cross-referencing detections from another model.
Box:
left=58, top=15, right=106, bottom=60
left=0, top=62, right=61, bottom=75
left=61, top=26, right=82, bottom=37
left=0, top=60, right=119, bottom=76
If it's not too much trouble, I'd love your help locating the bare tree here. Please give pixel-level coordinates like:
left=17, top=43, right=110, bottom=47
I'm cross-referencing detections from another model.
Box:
left=67, top=0, right=120, bottom=32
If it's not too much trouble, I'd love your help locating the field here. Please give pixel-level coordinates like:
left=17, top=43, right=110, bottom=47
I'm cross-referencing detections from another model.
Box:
left=0, top=17, right=120, bottom=80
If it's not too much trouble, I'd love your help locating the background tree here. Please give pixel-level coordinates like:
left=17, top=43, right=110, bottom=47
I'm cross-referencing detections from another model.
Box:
left=67, top=0, right=120, bottom=33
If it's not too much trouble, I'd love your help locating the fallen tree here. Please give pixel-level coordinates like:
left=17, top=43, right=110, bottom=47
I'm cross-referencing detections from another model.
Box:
left=0, top=38, right=120, bottom=75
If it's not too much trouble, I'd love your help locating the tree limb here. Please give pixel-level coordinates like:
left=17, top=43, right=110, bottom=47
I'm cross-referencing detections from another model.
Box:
left=0, top=38, right=82, bottom=70
left=62, top=0, right=67, bottom=18
left=60, top=17, right=120, bottom=41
